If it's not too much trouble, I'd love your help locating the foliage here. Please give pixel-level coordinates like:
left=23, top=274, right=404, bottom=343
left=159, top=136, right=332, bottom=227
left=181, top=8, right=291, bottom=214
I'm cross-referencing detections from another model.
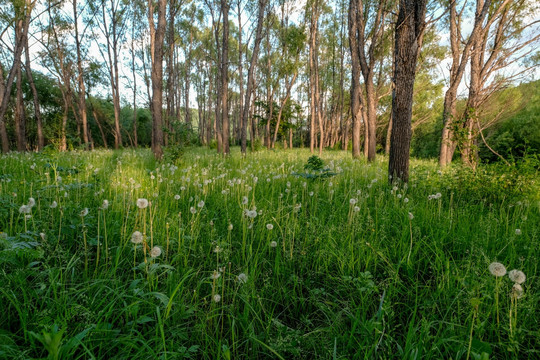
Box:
left=0, top=148, right=539, bottom=359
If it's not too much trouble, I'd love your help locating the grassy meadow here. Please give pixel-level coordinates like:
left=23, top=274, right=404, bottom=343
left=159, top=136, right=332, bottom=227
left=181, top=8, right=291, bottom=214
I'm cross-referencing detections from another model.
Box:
left=0, top=147, right=539, bottom=359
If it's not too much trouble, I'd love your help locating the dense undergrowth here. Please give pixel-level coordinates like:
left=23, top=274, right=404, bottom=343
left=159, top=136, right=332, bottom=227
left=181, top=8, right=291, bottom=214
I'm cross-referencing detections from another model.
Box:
left=0, top=148, right=538, bottom=359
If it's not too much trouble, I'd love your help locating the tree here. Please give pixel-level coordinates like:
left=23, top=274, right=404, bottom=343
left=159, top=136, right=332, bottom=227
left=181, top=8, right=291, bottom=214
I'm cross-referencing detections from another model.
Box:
left=241, top=0, right=267, bottom=153
left=388, top=0, right=427, bottom=183
left=149, top=0, right=167, bottom=159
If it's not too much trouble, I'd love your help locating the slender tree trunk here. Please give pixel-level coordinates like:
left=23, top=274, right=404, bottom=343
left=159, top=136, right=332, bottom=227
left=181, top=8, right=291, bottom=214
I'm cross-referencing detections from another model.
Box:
left=388, top=0, right=427, bottom=183
left=221, top=0, right=230, bottom=155
left=73, top=0, right=88, bottom=149
left=24, top=31, right=44, bottom=150
left=150, top=0, right=167, bottom=159
left=348, top=0, right=362, bottom=159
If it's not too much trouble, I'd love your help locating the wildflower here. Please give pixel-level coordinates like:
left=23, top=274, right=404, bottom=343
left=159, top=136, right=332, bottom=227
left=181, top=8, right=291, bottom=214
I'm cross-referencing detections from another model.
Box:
left=508, top=270, right=526, bottom=284
left=228, top=223, right=233, bottom=231
left=174, top=194, right=180, bottom=200
left=404, top=198, right=409, bottom=203
left=242, top=196, right=248, bottom=205
left=19, top=205, right=31, bottom=214
left=136, top=198, right=149, bottom=209
left=511, top=284, right=524, bottom=299
left=210, top=270, right=221, bottom=280
left=214, top=246, right=223, bottom=253
left=150, top=246, right=162, bottom=258
left=197, top=200, right=205, bottom=208
left=397, top=194, right=402, bottom=199
left=270, top=241, right=277, bottom=248
left=354, top=206, right=360, bottom=212
left=190, top=207, right=197, bottom=214
left=213, top=294, right=221, bottom=303
left=238, top=273, right=248, bottom=284
left=28, top=197, right=36, bottom=207
left=101, top=200, right=109, bottom=210
left=131, top=231, right=143, bottom=244
left=39, top=233, right=46, bottom=241
left=488, top=262, right=507, bottom=277
left=515, top=229, right=521, bottom=235
left=80, top=208, right=89, bottom=217
left=408, top=212, right=414, bottom=220
left=50, top=201, right=58, bottom=209
left=309, top=191, right=314, bottom=197
left=266, top=223, right=274, bottom=230
left=349, top=198, right=358, bottom=205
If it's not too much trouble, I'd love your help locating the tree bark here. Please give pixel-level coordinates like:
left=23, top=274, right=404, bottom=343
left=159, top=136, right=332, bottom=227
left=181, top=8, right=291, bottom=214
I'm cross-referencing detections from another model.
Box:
left=150, top=0, right=167, bottom=159
left=388, top=0, right=427, bottom=183
left=73, top=0, right=89, bottom=149
left=221, top=0, right=230, bottom=155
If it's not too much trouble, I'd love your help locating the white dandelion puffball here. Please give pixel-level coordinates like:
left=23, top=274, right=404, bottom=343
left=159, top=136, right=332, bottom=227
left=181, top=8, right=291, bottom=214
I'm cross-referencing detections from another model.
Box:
left=80, top=208, right=89, bottom=217
left=50, top=201, right=58, bottom=209
left=210, top=270, right=221, bottom=280
left=349, top=198, right=357, bottom=205
left=270, top=241, right=277, bottom=248
left=101, top=200, right=109, bottom=210
left=408, top=212, right=414, bottom=220
left=238, top=273, right=248, bottom=284
left=150, top=246, right=162, bottom=258
left=197, top=200, right=205, bottom=208
left=354, top=206, right=360, bottom=212
left=174, top=194, right=180, bottom=200
left=266, top=223, right=274, bottom=230
left=242, top=196, right=248, bottom=205
left=488, top=262, right=507, bottom=277
left=515, top=229, right=521, bottom=235
left=213, top=294, right=221, bottom=303
left=512, top=283, right=524, bottom=299
left=28, top=197, right=36, bottom=207
left=508, top=270, right=526, bottom=284
left=190, top=207, right=197, bottom=214
left=19, top=205, right=31, bottom=214
left=131, top=231, right=143, bottom=244
left=136, top=198, right=149, bottom=209
left=309, top=192, right=314, bottom=197
left=404, top=198, right=409, bottom=203
left=228, top=223, right=233, bottom=231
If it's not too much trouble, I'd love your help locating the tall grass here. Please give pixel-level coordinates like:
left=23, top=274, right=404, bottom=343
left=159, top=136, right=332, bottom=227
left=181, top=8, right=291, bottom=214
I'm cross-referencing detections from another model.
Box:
left=0, top=148, right=538, bottom=359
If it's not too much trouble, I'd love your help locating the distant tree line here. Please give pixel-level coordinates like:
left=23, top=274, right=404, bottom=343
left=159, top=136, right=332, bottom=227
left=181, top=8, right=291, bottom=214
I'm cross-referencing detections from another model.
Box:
left=0, top=0, right=538, bottom=181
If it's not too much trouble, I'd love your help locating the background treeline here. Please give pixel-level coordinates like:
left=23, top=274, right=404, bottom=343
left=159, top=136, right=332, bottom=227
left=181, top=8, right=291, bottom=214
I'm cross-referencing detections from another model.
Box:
left=0, top=0, right=538, bottom=168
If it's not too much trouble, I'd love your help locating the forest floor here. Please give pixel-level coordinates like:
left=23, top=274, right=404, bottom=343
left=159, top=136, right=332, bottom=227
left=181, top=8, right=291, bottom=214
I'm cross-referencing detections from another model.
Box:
left=0, top=147, right=538, bottom=359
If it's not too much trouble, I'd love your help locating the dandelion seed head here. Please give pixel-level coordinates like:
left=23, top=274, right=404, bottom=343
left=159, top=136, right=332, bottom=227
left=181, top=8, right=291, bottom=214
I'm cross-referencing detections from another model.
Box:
left=101, top=200, right=109, bottom=210
left=508, top=270, right=526, bottom=284
left=136, top=198, right=149, bottom=209
left=488, top=262, right=507, bottom=277
left=174, top=194, right=180, bottom=200
left=512, top=283, right=524, bottom=299
left=80, top=208, right=89, bottom=217
left=150, top=246, right=162, bottom=258
left=131, top=231, right=143, bottom=244
left=28, top=197, right=36, bottom=207
left=210, top=270, right=221, bottom=280
left=515, top=229, right=521, bottom=235
left=213, top=294, right=221, bottom=303
left=237, top=273, right=248, bottom=284
left=50, top=201, right=58, bottom=209
left=19, top=205, right=31, bottom=214
left=269, top=241, right=277, bottom=248
left=266, top=223, right=274, bottom=230
left=408, top=212, right=414, bottom=220
left=198, top=200, right=205, bottom=208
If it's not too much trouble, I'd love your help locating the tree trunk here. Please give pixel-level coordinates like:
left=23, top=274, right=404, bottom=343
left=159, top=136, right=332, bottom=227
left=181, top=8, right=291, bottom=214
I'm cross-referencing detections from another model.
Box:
left=348, top=0, right=362, bottom=159
left=150, top=0, right=167, bottom=159
left=73, top=0, right=89, bottom=149
left=221, top=0, right=230, bottom=155
left=24, top=31, right=44, bottom=150
left=388, top=0, right=427, bottom=183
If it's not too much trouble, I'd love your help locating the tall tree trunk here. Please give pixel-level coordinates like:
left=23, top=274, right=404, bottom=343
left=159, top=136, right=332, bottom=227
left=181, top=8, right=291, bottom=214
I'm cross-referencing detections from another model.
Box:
left=348, top=0, right=362, bottom=159
left=24, top=31, right=44, bottom=150
left=150, top=0, right=167, bottom=159
left=388, top=0, right=427, bottom=183
left=0, top=2, right=33, bottom=153
left=15, top=60, right=26, bottom=151
left=439, top=0, right=493, bottom=167
left=220, top=0, right=230, bottom=155
left=73, top=0, right=88, bottom=149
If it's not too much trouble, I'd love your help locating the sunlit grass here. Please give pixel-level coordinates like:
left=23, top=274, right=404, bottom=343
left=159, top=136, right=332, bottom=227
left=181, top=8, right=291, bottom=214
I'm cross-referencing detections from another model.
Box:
left=0, top=147, right=538, bottom=359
